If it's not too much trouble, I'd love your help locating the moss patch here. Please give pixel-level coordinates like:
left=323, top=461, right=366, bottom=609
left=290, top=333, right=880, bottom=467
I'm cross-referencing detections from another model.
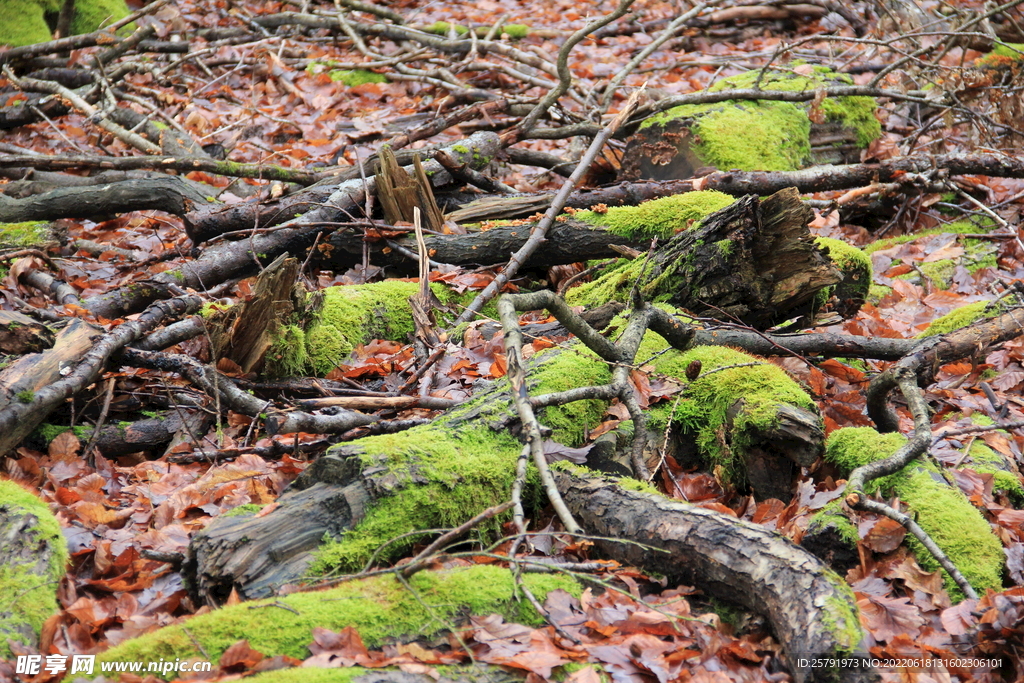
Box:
left=0, top=0, right=52, bottom=46
left=824, top=427, right=1004, bottom=596
left=0, top=479, right=69, bottom=658
left=86, top=565, right=580, bottom=681
left=330, top=69, right=389, bottom=86
left=68, top=0, right=132, bottom=35
left=708, top=67, right=881, bottom=147
left=571, top=191, right=736, bottom=241
left=642, top=338, right=818, bottom=484
left=0, top=221, right=53, bottom=248
left=917, top=301, right=997, bottom=337
left=312, top=424, right=524, bottom=571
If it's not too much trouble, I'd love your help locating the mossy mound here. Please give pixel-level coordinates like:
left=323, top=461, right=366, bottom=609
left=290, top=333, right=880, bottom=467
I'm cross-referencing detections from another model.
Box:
left=68, top=0, right=131, bottom=35
left=0, top=221, right=55, bottom=248
left=84, top=565, right=580, bottom=681
left=0, top=479, right=69, bottom=658
left=641, top=99, right=812, bottom=172
left=311, top=424, right=524, bottom=570
left=0, top=0, right=132, bottom=46
left=950, top=414, right=1024, bottom=502
left=707, top=67, right=881, bottom=147
left=266, top=281, right=487, bottom=377
left=824, top=427, right=1004, bottom=597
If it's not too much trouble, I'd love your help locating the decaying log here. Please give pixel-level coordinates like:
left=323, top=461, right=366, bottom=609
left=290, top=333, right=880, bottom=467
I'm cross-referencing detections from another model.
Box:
left=77, top=410, right=212, bottom=458
left=184, top=478, right=372, bottom=604
left=0, top=177, right=214, bottom=223
left=0, top=309, right=54, bottom=354
left=553, top=468, right=877, bottom=683
left=0, top=318, right=100, bottom=411
left=206, top=254, right=304, bottom=374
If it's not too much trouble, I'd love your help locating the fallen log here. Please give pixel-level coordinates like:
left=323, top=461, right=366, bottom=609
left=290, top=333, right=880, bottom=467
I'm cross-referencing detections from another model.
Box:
left=554, top=467, right=875, bottom=683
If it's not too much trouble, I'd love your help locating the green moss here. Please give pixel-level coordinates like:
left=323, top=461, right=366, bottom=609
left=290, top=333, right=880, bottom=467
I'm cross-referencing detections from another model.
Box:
left=917, top=301, right=996, bottom=337
left=641, top=100, right=812, bottom=171
left=641, top=339, right=817, bottom=484
left=952, top=414, right=1024, bottom=502
left=68, top=0, right=133, bottom=35
left=824, top=427, right=1004, bottom=596
left=312, top=425, right=524, bottom=571
left=33, top=424, right=72, bottom=444
left=87, top=565, right=580, bottom=681
left=0, top=479, right=68, bottom=658
left=0, top=221, right=52, bottom=248
left=222, top=503, right=264, bottom=518
left=530, top=346, right=612, bottom=446
left=423, top=21, right=470, bottom=35
left=264, top=325, right=307, bottom=377
left=452, top=144, right=470, bottom=154
left=329, top=69, right=389, bottom=86
left=16, top=390, right=34, bottom=404
left=571, top=191, right=735, bottom=240
left=820, top=572, right=863, bottom=653
left=814, top=237, right=871, bottom=314
left=502, top=23, right=530, bottom=38
left=807, top=498, right=860, bottom=546
left=0, top=0, right=51, bottom=46
left=708, top=68, right=881, bottom=147
left=991, top=42, right=1024, bottom=58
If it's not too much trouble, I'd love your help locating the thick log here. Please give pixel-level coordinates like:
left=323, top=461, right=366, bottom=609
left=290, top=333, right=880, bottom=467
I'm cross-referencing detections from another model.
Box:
left=554, top=468, right=876, bottom=683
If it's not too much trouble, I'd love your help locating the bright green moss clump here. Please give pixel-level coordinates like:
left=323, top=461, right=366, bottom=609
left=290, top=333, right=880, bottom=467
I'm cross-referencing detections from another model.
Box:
left=642, top=100, right=812, bottom=172
left=917, top=301, right=995, bottom=337
left=572, top=191, right=736, bottom=240
left=709, top=68, right=881, bottom=147
left=330, top=69, right=389, bottom=86
left=0, top=480, right=68, bottom=658
left=0, top=0, right=52, bottom=46
left=68, top=0, right=132, bottom=35
left=642, top=337, right=818, bottom=483
left=312, top=424, right=524, bottom=571
left=825, top=427, right=1004, bottom=596
left=814, top=237, right=871, bottom=315
left=639, top=67, right=879, bottom=172
left=87, top=565, right=580, bottom=681
left=0, top=221, right=53, bottom=248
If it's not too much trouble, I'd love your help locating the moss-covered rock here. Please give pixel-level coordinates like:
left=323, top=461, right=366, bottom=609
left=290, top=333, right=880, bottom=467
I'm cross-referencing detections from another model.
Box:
left=824, top=427, right=1004, bottom=597
left=84, top=565, right=580, bottom=681
left=0, top=221, right=56, bottom=249
left=0, top=479, right=68, bottom=658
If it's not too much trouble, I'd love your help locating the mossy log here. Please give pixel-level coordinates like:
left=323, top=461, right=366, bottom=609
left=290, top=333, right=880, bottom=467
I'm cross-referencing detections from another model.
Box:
left=567, top=188, right=844, bottom=329
left=0, top=479, right=68, bottom=658
left=621, top=68, right=881, bottom=181
left=803, top=427, right=1005, bottom=598
left=82, top=565, right=579, bottom=681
